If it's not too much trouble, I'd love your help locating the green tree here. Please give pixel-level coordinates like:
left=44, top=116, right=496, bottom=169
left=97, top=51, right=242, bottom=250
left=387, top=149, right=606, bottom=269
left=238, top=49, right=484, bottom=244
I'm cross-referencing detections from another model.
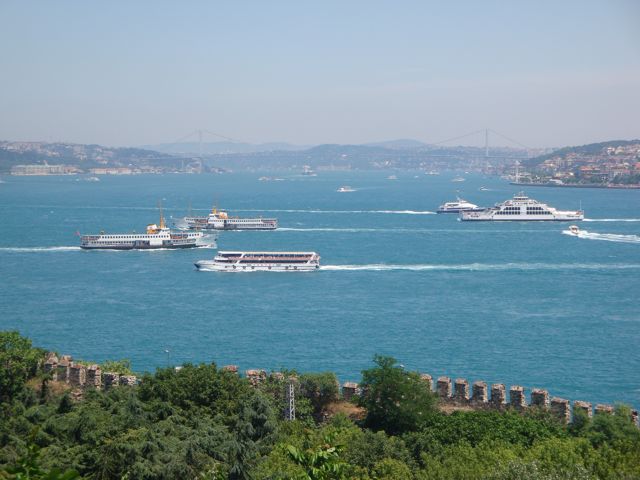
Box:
left=0, top=439, right=80, bottom=480
left=228, top=392, right=276, bottom=480
left=298, top=373, right=340, bottom=422
left=358, top=356, right=436, bottom=435
left=371, top=458, right=413, bottom=480
left=584, top=405, right=640, bottom=448
left=0, top=332, right=43, bottom=403
left=285, top=434, right=347, bottom=480
left=98, top=360, right=132, bottom=375
left=137, top=363, right=249, bottom=417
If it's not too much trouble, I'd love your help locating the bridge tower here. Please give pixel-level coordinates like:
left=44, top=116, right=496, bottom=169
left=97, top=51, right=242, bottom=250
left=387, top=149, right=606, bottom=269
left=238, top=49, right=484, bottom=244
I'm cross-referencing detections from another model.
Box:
left=484, top=128, right=489, bottom=158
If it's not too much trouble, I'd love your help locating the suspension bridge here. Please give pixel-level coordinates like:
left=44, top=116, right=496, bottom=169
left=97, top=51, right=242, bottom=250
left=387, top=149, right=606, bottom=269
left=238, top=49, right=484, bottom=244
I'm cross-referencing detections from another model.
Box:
left=161, top=128, right=532, bottom=161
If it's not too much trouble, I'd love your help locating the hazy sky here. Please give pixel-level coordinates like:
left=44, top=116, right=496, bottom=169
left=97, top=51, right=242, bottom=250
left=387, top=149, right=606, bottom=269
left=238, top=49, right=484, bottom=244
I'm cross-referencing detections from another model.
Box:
left=1, top=1, right=639, bottom=148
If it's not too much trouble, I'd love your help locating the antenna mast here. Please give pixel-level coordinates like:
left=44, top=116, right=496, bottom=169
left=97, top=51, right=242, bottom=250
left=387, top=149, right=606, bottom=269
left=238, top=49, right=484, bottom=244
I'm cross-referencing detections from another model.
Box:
left=285, top=379, right=296, bottom=421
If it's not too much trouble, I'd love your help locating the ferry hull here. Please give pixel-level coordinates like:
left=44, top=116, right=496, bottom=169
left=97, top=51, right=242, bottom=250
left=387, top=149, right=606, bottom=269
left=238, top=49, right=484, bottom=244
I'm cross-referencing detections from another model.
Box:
left=437, top=208, right=484, bottom=214
left=195, top=261, right=319, bottom=272
left=81, top=242, right=203, bottom=250
left=197, top=224, right=277, bottom=231
left=460, top=218, right=583, bottom=222
left=176, top=213, right=278, bottom=231
left=459, top=192, right=584, bottom=222
left=461, top=213, right=584, bottom=222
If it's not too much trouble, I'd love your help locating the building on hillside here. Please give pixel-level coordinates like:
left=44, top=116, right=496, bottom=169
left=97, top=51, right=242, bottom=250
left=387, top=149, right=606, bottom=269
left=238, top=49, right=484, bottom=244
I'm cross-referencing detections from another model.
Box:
left=10, top=164, right=80, bottom=175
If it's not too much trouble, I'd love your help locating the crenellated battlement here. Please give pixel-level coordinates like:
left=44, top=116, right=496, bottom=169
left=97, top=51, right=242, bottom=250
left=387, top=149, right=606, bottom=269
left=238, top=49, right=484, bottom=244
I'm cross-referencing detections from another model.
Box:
left=43, top=352, right=137, bottom=390
left=42, top=352, right=637, bottom=427
left=338, top=370, right=638, bottom=427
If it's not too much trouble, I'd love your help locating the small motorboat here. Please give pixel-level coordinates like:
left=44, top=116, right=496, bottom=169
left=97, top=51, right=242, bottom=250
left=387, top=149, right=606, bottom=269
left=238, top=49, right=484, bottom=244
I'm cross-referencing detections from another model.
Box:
left=337, top=186, right=356, bottom=193
left=568, top=225, right=580, bottom=235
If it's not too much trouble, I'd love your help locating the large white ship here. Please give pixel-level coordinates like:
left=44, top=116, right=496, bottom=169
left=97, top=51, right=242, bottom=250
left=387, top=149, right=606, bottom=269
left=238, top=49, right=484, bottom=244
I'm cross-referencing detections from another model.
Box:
left=176, top=207, right=277, bottom=231
left=195, top=251, right=320, bottom=272
left=80, top=211, right=213, bottom=250
left=460, top=192, right=584, bottom=221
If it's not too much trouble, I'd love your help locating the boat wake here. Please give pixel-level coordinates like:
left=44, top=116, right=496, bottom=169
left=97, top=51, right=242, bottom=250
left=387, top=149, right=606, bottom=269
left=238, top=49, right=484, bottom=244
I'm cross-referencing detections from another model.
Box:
left=237, top=209, right=435, bottom=215
left=562, top=230, right=640, bottom=244
left=278, top=227, right=556, bottom=233
left=584, top=218, right=640, bottom=222
left=321, top=262, right=640, bottom=272
left=0, top=245, right=217, bottom=253
left=12, top=205, right=438, bottom=215
left=278, top=227, right=387, bottom=233
left=0, top=246, right=81, bottom=252
left=373, top=210, right=435, bottom=215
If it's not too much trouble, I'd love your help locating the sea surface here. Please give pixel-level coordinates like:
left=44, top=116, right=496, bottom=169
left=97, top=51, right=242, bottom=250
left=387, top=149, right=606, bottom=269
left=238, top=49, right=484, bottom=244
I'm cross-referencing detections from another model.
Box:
left=1, top=172, right=639, bottom=407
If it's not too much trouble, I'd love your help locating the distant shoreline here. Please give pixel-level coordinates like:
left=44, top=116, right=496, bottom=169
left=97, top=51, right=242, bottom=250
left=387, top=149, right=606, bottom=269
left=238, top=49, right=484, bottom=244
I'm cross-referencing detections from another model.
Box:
left=510, top=182, right=640, bottom=190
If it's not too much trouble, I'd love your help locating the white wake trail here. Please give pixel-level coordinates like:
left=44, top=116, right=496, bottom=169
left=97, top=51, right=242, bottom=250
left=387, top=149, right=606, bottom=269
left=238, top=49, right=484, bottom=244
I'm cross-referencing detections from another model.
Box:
left=237, top=209, right=435, bottom=215
left=584, top=218, right=640, bottom=222
left=277, top=227, right=548, bottom=234
left=371, top=210, right=436, bottom=215
left=562, top=230, right=640, bottom=244
left=0, top=246, right=81, bottom=252
left=278, top=227, right=386, bottom=232
left=321, top=263, right=640, bottom=272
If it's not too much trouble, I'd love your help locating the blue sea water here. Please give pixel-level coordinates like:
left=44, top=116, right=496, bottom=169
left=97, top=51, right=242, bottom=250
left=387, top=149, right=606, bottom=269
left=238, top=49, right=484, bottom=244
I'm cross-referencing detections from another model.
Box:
left=0, top=172, right=639, bottom=407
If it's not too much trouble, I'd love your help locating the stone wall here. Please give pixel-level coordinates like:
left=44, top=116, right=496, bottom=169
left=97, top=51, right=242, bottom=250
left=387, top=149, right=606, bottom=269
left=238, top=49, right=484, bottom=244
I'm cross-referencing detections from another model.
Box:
left=334, top=367, right=637, bottom=427
left=42, top=352, right=638, bottom=427
left=412, top=370, right=637, bottom=426
left=43, top=352, right=136, bottom=391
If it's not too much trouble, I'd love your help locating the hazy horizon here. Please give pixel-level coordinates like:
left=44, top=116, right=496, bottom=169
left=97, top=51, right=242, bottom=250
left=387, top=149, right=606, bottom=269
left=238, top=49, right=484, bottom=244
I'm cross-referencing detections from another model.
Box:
left=1, top=1, right=639, bottom=149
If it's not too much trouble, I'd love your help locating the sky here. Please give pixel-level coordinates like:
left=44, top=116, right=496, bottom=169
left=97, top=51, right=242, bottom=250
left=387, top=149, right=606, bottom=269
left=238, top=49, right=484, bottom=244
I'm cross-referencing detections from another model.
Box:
left=0, top=1, right=639, bottom=148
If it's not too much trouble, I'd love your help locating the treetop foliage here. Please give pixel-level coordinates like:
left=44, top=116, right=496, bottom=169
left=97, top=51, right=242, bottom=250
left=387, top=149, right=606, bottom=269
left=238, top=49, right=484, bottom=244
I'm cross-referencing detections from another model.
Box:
left=358, top=355, right=438, bottom=435
left=1, top=332, right=639, bottom=479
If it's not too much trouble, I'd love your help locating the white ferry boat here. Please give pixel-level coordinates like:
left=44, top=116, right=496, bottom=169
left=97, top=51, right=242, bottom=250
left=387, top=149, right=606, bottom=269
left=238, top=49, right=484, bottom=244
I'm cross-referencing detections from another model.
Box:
left=460, top=192, right=584, bottom=221
left=195, top=251, right=320, bottom=272
left=80, top=212, right=211, bottom=250
left=176, top=207, right=277, bottom=231
left=437, top=197, right=483, bottom=213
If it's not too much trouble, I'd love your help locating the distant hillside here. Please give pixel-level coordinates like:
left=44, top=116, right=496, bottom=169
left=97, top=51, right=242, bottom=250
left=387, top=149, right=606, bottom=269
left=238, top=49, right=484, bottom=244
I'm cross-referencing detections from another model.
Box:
left=0, top=141, right=182, bottom=172
left=0, top=139, right=532, bottom=173
left=363, top=139, right=428, bottom=149
left=143, top=141, right=311, bottom=155
left=201, top=143, right=528, bottom=171
left=520, top=139, right=640, bottom=185
left=525, top=139, right=640, bottom=167
left=143, top=139, right=432, bottom=155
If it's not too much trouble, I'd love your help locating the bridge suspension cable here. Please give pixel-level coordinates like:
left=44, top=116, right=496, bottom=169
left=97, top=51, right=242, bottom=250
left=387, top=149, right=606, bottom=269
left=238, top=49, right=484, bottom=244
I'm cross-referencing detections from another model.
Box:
left=487, top=129, right=531, bottom=150
left=429, top=129, right=485, bottom=146
left=429, top=129, right=529, bottom=149
left=169, top=129, right=247, bottom=146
